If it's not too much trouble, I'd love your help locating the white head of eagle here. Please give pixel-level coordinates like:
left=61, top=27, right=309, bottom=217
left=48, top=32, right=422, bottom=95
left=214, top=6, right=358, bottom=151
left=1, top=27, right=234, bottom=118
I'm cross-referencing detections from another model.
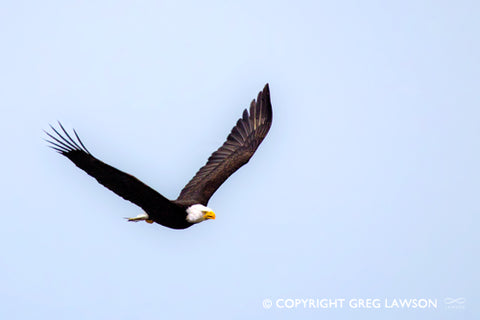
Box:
left=186, top=204, right=216, bottom=223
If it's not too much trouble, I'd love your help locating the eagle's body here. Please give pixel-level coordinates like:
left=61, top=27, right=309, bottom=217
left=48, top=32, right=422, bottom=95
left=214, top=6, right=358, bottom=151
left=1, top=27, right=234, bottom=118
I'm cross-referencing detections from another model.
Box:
left=45, top=84, right=273, bottom=230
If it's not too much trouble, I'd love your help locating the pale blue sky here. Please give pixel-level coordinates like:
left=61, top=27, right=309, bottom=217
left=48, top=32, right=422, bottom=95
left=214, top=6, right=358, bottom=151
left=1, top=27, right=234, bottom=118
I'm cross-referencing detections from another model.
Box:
left=1, top=1, right=478, bottom=319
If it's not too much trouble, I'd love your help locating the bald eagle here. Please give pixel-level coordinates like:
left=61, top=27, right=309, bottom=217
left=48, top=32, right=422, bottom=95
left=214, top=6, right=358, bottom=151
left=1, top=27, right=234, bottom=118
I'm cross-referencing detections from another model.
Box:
left=45, top=84, right=272, bottom=229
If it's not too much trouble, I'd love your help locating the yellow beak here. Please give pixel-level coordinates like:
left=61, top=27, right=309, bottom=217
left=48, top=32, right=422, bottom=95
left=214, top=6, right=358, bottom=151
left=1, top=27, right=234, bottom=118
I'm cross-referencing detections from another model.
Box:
left=204, top=210, right=216, bottom=220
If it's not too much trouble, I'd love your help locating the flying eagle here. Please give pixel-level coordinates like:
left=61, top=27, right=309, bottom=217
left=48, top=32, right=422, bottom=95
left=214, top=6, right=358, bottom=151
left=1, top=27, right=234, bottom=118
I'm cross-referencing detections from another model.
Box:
left=45, top=84, right=272, bottom=229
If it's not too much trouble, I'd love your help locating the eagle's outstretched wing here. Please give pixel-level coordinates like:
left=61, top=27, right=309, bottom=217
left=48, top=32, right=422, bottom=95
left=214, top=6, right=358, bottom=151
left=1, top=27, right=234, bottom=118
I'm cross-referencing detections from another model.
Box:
left=45, top=123, right=175, bottom=213
left=176, top=84, right=273, bottom=205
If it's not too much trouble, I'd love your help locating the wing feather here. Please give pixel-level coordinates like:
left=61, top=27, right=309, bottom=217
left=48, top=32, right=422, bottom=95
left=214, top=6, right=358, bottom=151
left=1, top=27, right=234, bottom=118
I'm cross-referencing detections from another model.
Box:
left=45, top=124, right=174, bottom=213
left=176, top=84, right=273, bottom=205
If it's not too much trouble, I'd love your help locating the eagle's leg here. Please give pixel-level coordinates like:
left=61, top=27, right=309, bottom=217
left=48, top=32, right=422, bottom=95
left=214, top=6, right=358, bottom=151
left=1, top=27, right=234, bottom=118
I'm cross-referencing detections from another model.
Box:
left=125, top=213, right=154, bottom=224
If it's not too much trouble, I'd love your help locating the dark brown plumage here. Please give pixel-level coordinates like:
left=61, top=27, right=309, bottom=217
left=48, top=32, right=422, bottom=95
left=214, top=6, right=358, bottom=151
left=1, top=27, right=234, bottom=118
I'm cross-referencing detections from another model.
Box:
left=45, top=84, right=273, bottom=229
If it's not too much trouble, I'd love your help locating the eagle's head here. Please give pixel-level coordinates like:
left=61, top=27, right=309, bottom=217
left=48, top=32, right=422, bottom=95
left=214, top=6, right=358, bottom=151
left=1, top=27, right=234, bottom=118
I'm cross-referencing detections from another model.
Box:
left=186, top=204, right=216, bottom=224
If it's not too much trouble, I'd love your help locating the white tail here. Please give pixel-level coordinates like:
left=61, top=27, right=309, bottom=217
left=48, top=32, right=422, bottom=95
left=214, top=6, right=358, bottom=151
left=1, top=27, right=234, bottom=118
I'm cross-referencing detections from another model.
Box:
left=125, top=213, right=149, bottom=222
